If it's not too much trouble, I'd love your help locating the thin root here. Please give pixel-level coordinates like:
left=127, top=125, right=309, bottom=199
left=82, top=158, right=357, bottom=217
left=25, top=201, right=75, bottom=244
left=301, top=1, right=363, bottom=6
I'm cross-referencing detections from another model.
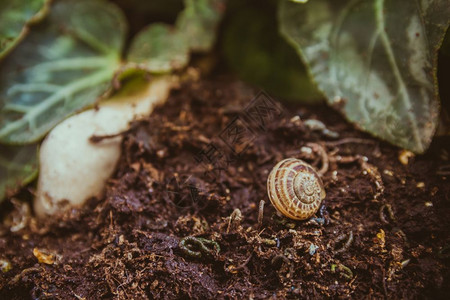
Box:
left=306, top=142, right=329, bottom=175
left=331, top=231, right=354, bottom=254
left=179, top=236, right=220, bottom=259
left=338, top=264, right=353, bottom=279
left=9, top=267, right=41, bottom=285
left=379, top=203, right=395, bottom=224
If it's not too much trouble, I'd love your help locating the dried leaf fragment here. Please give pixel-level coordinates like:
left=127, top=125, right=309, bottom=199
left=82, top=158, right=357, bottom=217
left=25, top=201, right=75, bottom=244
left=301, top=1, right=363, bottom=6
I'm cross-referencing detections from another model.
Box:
left=399, top=150, right=415, bottom=165
left=33, top=248, right=55, bottom=265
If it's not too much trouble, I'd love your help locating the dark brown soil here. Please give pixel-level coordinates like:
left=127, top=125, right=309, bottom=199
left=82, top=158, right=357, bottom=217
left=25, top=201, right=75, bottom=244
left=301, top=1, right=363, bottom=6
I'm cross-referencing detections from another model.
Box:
left=1, top=76, right=449, bottom=299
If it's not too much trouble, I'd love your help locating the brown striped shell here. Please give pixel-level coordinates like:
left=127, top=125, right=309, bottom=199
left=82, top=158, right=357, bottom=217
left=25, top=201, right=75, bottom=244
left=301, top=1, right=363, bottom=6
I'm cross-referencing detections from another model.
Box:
left=267, top=158, right=326, bottom=220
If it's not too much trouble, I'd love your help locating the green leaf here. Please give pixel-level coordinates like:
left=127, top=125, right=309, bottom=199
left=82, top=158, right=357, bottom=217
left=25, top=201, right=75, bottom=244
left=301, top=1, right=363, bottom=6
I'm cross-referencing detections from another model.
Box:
left=127, top=0, right=225, bottom=73
left=222, top=0, right=321, bottom=102
left=112, top=0, right=184, bottom=24
left=0, top=0, right=127, bottom=144
left=127, top=23, right=190, bottom=73
left=437, top=28, right=450, bottom=135
left=0, top=0, right=50, bottom=59
left=279, top=0, right=450, bottom=153
left=176, top=0, right=225, bottom=52
left=0, top=144, right=38, bottom=203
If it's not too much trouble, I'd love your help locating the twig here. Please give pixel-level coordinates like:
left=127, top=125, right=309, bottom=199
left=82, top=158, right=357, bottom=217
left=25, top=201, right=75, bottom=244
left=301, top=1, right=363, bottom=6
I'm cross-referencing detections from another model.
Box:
left=9, top=267, right=41, bottom=285
left=89, top=129, right=131, bottom=143
left=236, top=252, right=253, bottom=270
left=325, top=138, right=376, bottom=147
left=258, top=200, right=265, bottom=229
left=227, top=208, right=243, bottom=234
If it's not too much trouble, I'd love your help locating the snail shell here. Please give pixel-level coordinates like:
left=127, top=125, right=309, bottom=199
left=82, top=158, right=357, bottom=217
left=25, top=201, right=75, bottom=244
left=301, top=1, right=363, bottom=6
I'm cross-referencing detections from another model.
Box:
left=267, top=158, right=326, bottom=220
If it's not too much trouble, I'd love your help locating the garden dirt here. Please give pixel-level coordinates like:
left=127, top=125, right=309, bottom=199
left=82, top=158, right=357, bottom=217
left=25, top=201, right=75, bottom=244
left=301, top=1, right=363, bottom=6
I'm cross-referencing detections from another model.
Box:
left=1, top=76, right=449, bottom=299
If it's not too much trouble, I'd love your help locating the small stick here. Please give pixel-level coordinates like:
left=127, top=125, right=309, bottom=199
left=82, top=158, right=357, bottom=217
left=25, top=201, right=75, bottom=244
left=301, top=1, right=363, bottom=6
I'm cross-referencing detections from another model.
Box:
left=235, top=252, right=253, bottom=271
left=325, top=138, right=376, bottom=147
left=258, top=200, right=265, bottom=229
left=89, top=129, right=132, bottom=143
left=360, top=158, right=384, bottom=201
left=226, top=208, right=242, bottom=234
left=9, top=267, right=41, bottom=285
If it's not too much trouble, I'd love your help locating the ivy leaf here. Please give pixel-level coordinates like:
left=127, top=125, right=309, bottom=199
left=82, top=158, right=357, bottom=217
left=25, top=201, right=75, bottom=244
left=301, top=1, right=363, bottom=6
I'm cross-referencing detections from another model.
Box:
left=127, top=0, right=225, bottom=73
left=127, top=23, right=189, bottom=73
left=0, top=0, right=127, bottom=144
left=0, top=0, right=50, bottom=59
left=279, top=0, right=450, bottom=153
left=176, top=0, right=225, bottom=52
left=0, top=144, right=38, bottom=203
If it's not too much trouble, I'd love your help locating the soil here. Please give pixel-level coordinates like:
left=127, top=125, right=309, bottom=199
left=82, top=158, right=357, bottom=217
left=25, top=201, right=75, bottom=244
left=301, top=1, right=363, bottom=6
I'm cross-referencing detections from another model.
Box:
left=1, top=76, right=449, bottom=299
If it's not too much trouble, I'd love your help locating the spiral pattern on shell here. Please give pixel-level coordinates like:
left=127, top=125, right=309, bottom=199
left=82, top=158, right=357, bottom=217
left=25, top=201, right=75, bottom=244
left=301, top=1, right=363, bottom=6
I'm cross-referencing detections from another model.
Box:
left=267, top=158, right=326, bottom=220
